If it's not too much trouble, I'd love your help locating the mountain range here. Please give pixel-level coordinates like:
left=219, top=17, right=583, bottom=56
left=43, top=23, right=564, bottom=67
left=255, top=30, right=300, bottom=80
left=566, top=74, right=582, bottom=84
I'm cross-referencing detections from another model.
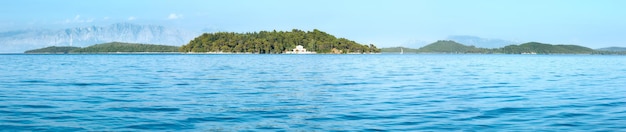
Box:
left=446, top=35, right=519, bottom=48
left=0, top=23, right=196, bottom=53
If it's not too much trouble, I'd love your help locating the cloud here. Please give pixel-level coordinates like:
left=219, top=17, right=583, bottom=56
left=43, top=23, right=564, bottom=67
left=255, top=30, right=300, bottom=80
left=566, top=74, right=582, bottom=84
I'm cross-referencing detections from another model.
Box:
left=64, top=15, right=94, bottom=24
left=168, top=13, right=182, bottom=19
left=103, top=17, right=110, bottom=20
left=128, top=16, right=136, bottom=21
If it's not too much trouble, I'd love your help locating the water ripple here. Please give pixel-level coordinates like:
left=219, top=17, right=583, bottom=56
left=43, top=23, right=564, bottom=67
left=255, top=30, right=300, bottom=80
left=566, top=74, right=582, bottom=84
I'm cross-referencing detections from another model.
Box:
left=105, top=107, right=181, bottom=112
left=1, top=54, right=626, bottom=131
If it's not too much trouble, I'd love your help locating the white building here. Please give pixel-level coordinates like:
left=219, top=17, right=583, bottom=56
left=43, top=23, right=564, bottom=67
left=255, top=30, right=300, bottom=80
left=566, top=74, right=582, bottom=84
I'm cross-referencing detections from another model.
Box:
left=285, top=45, right=315, bottom=54
left=293, top=45, right=307, bottom=53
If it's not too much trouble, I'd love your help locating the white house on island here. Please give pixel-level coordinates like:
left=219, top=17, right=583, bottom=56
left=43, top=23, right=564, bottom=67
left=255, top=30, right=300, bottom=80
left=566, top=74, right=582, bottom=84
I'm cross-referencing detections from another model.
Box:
left=285, top=45, right=315, bottom=54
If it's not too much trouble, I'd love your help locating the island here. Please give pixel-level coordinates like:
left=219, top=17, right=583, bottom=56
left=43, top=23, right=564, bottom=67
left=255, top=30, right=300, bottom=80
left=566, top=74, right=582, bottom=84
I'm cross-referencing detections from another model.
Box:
left=500, top=42, right=594, bottom=54
left=594, top=47, right=626, bottom=55
left=71, top=42, right=179, bottom=53
left=596, top=47, right=626, bottom=52
left=382, top=40, right=625, bottom=55
left=24, top=46, right=81, bottom=54
left=179, top=29, right=380, bottom=54
left=25, top=42, right=180, bottom=54
left=416, top=40, right=490, bottom=53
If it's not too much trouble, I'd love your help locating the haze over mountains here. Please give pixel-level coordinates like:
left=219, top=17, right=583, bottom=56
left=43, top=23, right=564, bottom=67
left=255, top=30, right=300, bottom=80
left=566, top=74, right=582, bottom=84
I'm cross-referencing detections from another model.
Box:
left=398, top=36, right=519, bottom=49
left=0, top=23, right=196, bottom=53
left=446, top=35, right=519, bottom=49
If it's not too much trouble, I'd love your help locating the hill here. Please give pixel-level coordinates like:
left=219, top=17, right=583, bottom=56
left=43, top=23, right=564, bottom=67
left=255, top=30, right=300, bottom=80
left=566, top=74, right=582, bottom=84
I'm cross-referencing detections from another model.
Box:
left=596, top=47, right=626, bottom=52
left=70, top=42, right=180, bottom=53
left=380, top=47, right=419, bottom=53
left=446, top=35, right=518, bottom=48
left=502, top=42, right=594, bottom=54
left=0, top=23, right=195, bottom=53
left=411, top=40, right=599, bottom=54
left=24, top=46, right=81, bottom=54
left=416, top=40, right=489, bottom=53
left=180, top=29, right=380, bottom=54
left=593, top=47, right=626, bottom=55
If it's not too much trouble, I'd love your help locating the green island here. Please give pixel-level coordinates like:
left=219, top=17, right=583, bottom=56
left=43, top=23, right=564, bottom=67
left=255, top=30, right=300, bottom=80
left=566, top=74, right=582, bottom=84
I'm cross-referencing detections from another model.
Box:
left=24, top=46, right=82, bottom=54
left=596, top=47, right=626, bottom=52
left=594, top=47, right=626, bottom=55
left=381, top=40, right=626, bottom=55
left=72, top=42, right=179, bottom=53
left=25, top=42, right=180, bottom=54
left=500, top=42, right=593, bottom=54
left=180, top=29, right=380, bottom=54
left=416, top=40, right=491, bottom=53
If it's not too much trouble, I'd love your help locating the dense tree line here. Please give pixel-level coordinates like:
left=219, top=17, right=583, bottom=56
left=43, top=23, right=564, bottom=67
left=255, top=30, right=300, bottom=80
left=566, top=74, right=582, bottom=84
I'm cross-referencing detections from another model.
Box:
left=416, top=40, right=491, bottom=53
left=383, top=41, right=603, bottom=54
left=24, top=46, right=81, bottom=54
left=71, top=42, right=179, bottom=53
left=180, top=29, right=380, bottom=54
left=501, top=42, right=594, bottom=54
left=586, top=47, right=626, bottom=55
left=25, top=42, right=179, bottom=53
left=596, top=47, right=626, bottom=52
left=591, top=50, right=626, bottom=55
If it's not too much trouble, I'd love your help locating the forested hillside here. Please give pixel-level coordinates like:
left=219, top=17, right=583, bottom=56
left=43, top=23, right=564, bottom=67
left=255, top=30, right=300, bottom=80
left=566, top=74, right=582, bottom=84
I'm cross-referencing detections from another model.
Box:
left=393, top=40, right=599, bottom=54
left=24, top=46, right=81, bottom=54
left=596, top=47, right=626, bottom=52
left=70, top=42, right=179, bottom=53
left=180, top=29, right=380, bottom=54
left=416, top=40, right=489, bottom=53
left=592, top=47, right=626, bottom=55
left=501, top=42, right=594, bottom=54
left=71, top=42, right=179, bottom=53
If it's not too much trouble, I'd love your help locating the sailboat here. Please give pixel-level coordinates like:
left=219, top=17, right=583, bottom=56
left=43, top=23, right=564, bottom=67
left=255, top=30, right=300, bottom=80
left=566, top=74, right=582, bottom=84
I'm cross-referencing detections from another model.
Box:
left=400, top=47, right=404, bottom=54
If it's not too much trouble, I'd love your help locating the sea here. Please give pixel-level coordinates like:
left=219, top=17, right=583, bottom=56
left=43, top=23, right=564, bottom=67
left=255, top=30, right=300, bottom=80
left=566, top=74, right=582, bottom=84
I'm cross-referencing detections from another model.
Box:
left=0, top=54, right=625, bottom=131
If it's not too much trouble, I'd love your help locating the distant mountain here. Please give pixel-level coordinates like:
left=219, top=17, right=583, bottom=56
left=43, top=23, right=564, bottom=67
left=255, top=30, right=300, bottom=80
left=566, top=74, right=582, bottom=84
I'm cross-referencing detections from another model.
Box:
left=446, top=35, right=518, bottom=48
left=417, top=40, right=488, bottom=53
left=0, top=23, right=196, bottom=53
left=502, top=42, right=594, bottom=54
left=596, top=47, right=626, bottom=52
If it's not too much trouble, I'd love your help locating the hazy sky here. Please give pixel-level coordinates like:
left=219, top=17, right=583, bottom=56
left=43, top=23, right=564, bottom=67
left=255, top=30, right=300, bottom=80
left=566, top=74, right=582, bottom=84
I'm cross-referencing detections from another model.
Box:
left=1, top=0, right=625, bottom=48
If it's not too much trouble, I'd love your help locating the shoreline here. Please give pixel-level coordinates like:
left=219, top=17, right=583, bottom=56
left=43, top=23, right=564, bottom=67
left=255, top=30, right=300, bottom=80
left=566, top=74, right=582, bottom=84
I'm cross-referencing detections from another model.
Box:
left=3, top=53, right=622, bottom=55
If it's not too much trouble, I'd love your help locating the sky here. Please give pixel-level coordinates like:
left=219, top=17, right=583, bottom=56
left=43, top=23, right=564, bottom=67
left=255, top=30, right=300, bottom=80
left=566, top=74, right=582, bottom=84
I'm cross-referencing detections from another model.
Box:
left=1, top=0, right=625, bottom=48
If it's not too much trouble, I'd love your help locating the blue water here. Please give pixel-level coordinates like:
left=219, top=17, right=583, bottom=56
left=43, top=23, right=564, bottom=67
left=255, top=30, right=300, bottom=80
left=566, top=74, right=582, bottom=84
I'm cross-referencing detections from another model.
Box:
left=1, top=54, right=625, bottom=131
